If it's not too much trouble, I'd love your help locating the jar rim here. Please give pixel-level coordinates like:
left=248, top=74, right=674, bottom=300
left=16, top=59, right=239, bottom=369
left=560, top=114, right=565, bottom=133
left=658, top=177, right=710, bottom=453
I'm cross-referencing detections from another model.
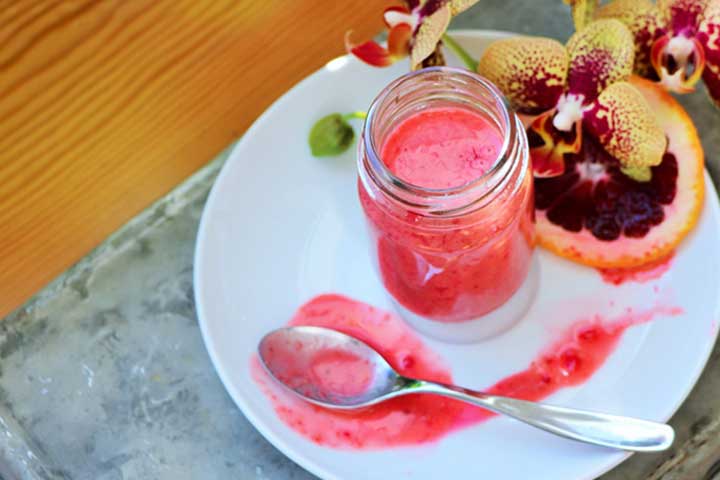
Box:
left=361, top=66, right=517, bottom=206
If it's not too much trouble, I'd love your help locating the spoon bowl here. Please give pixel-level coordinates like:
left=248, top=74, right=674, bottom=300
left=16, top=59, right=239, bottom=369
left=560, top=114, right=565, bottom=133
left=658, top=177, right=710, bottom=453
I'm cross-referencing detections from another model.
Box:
left=259, top=326, right=674, bottom=452
left=259, top=326, right=410, bottom=408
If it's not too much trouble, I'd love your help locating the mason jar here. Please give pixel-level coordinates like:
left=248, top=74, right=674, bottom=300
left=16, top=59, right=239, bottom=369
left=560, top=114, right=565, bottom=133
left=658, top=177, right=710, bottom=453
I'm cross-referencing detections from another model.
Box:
left=357, top=67, right=536, bottom=343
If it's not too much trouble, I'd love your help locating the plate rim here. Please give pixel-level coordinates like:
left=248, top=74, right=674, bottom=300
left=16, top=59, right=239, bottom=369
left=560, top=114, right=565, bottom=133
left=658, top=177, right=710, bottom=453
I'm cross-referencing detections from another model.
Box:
left=194, top=29, right=720, bottom=480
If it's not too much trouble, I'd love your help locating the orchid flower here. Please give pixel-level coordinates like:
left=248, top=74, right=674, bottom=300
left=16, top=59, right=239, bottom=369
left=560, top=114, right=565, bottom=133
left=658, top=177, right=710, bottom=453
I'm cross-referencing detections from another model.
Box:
left=478, top=19, right=667, bottom=181
left=568, top=0, right=720, bottom=107
left=346, top=0, right=480, bottom=69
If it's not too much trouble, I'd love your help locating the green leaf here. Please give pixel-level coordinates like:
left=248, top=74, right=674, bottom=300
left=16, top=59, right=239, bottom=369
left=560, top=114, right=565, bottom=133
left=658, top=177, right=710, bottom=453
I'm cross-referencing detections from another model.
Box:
left=308, top=113, right=355, bottom=157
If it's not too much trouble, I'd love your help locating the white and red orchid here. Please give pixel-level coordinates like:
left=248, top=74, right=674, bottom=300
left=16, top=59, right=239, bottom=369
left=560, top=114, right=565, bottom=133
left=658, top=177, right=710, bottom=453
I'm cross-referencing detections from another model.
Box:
left=478, top=19, right=667, bottom=180
left=570, top=0, right=720, bottom=107
left=346, top=0, right=480, bottom=69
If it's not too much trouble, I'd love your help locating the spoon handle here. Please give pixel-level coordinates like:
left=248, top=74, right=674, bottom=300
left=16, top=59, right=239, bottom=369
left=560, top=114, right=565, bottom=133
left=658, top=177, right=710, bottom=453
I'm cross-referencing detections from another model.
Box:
left=412, top=380, right=674, bottom=452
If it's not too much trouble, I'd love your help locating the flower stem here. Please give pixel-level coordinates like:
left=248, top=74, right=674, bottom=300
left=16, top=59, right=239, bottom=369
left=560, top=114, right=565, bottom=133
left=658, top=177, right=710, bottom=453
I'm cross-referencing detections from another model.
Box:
left=442, top=34, right=478, bottom=71
left=342, top=111, right=367, bottom=121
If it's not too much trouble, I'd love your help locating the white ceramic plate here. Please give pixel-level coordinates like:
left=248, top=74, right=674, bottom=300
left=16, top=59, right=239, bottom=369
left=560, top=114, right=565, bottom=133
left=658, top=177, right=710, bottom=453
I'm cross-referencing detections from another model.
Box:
left=194, top=31, right=720, bottom=480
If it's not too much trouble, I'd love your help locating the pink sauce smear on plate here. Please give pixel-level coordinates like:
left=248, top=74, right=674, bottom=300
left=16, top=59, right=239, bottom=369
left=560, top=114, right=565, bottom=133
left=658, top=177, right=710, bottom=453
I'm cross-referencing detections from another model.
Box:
left=597, top=253, right=674, bottom=286
left=251, top=294, right=681, bottom=449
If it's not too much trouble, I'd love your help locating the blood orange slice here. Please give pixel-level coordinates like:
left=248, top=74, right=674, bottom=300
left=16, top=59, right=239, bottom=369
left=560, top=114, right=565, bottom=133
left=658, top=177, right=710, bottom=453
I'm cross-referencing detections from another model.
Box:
left=533, top=76, right=704, bottom=268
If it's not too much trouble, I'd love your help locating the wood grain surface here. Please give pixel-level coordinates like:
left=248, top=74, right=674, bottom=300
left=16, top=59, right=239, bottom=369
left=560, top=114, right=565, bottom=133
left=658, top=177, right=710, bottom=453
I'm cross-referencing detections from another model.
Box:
left=0, top=0, right=388, bottom=318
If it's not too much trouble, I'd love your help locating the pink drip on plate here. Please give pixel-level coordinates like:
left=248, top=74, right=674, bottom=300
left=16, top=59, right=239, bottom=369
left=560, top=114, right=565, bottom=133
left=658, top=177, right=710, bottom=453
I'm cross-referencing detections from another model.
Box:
left=597, top=253, right=674, bottom=286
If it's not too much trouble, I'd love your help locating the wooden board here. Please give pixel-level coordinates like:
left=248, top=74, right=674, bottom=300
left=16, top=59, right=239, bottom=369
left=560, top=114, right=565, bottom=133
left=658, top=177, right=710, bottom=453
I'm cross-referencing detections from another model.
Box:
left=0, top=0, right=387, bottom=318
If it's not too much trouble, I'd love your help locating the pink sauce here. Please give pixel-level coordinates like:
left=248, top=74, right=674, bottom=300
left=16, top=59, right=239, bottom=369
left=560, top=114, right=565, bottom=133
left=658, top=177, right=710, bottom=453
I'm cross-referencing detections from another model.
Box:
left=597, top=253, right=674, bottom=286
left=381, top=107, right=502, bottom=189
left=252, top=294, right=462, bottom=448
left=252, top=295, right=682, bottom=449
left=468, top=304, right=683, bottom=421
left=359, top=106, right=535, bottom=323
left=308, top=349, right=374, bottom=398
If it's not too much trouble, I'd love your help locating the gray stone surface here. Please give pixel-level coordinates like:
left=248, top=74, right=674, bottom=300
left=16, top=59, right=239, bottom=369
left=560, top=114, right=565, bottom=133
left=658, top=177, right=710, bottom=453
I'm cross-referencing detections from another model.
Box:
left=0, top=155, right=311, bottom=480
left=0, top=1, right=718, bottom=479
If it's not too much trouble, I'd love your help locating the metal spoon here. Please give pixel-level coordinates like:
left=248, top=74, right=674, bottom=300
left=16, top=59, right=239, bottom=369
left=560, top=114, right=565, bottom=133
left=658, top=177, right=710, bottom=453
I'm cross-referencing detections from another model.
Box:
left=258, top=326, right=674, bottom=452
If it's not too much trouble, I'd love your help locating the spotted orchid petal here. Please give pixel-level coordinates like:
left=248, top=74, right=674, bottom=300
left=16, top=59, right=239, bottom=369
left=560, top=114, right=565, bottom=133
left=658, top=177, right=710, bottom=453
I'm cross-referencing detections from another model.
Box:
left=566, top=19, right=635, bottom=101
left=388, top=23, right=413, bottom=58
left=415, top=0, right=481, bottom=18
left=346, top=24, right=412, bottom=67
left=698, top=0, right=720, bottom=106
left=417, top=0, right=447, bottom=17
left=383, top=6, right=416, bottom=29
left=528, top=112, right=583, bottom=177
left=410, top=3, right=452, bottom=69
left=563, top=0, right=600, bottom=31
left=346, top=37, right=395, bottom=67
left=650, top=33, right=706, bottom=92
left=449, top=0, right=481, bottom=15
left=583, top=81, right=667, bottom=181
left=477, top=37, right=569, bottom=114
left=658, top=0, right=709, bottom=34
left=596, top=0, right=667, bottom=77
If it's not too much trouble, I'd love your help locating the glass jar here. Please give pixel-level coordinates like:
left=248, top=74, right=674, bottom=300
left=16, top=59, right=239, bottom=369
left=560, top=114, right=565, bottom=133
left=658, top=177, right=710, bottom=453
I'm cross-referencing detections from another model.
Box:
left=357, top=67, right=536, bottom=343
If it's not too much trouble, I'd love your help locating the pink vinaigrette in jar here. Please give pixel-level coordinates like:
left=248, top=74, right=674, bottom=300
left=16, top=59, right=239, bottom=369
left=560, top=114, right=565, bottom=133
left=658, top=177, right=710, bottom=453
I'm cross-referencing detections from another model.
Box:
left=358, top=67, right=536, bottom=342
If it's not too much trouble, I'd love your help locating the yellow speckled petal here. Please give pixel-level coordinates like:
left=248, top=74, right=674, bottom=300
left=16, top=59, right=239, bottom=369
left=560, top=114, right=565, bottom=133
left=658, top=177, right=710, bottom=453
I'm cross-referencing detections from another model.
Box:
left=584, top=81, right=667, bottom=178
left=449, top=0, right=481, bottom=15
left=698, top=0, right=720, bottom=107
left=596, top=0, right=666, bottom=77
left=566, top=19, right=635, bottom=100
left=658, top=0, right=709, bottom=32
left=563, top=0, right=600, bottom=31
left=411, top=3, right=451, bottom=69
left=477, top=37, right=569, bottom=113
